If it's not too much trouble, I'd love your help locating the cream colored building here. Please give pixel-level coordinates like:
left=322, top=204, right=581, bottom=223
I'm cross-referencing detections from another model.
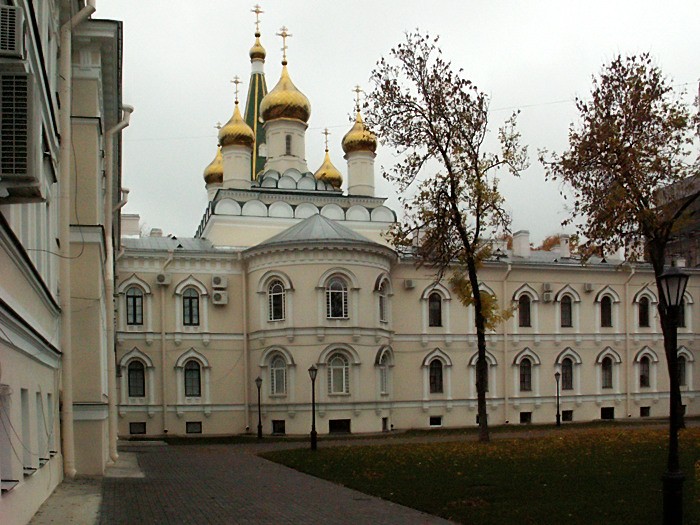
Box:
left=115, top=23, right=698, bottom=440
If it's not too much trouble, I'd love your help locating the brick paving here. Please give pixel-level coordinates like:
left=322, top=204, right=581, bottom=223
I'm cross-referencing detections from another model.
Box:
left=99, top=441, right=454, bottom=525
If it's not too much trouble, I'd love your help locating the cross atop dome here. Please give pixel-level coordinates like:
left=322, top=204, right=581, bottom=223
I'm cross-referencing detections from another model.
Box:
left=353, top=85, right=363, bottom=112
left=277, top=26, right=292, bottom=65
left=231, top=76, right=242, bottom=104
left=322, top=128, right=330, bottom=151
left=251, top=4, right=263, bottom=34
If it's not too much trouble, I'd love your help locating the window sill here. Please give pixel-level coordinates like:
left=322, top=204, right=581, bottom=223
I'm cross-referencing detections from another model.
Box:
left=327, top=317, right=349, bottom=321
left=328, top=393, right=350, bottom=397
left=23, top=467, right=37, bottom=478
left=1, top=480, right=19, bottom=494
left=269, top=394, right=287, bottom=398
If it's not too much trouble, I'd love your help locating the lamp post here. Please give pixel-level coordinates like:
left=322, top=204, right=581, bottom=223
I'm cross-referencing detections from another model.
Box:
left=254, top=376, right=263, bottom=440
left=554, top=371, right=561, bottom=427
left=308, top=365, right=318, bottom=451
left=658, top=266, right=690, bottom=525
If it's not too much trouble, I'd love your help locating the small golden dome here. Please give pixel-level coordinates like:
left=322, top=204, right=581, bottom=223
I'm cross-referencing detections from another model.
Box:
left=314, top=150, right=343, bottom=188
left=203, top=147, right=223, bottom=185
left=249, top=32, right=266, bottom=61
left=342, top=111, right=377, bottom=154
left=260, top=65, right=311, bottom=123
left=218, top=103, right=255, bottom=148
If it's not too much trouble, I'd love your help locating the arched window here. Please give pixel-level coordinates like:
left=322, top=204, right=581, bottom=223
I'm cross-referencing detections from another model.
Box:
left=326, top=277, right=349, bottom=319
left=270, top=355, right=287, bottom=395
left=268, top=280, right=286, bottom=321
left=126, top=287, right=144, bottom=326
left=678, top=299, right=686, bottom=328
left=518, top=295, right=531, bottom=328
left=285, top=134, right=292, bottom=155
left=127, top=361, right=145, bottom=397
left=639, top=356, right=650, bottom=387
left=184, top=361, right=201, bottom=397
left=378, top=281, right=388, bottom=323
left=561, top=357, right=573, bottom=390
left=429, top=359, right=443, bottom=393
left=328, top=353, right=350, bottom=394
left=428, top=293, right=442, bottom=327
left=678, top=355, right=687, bottom=387
left=378, top=351, right=390, bottom=394
left=183, top=288, right=200, bottom=326
left=601, top=357, right=613, bottom=389
left=601, top=296, right=613, bottom=327
left=560, top=295, right=572, bottom=328
left=638, top=296, right=650, bottom=328
left=519, top=358, right=532, bottom=391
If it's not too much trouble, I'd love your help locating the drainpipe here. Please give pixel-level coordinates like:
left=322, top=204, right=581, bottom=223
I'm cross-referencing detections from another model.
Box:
left=624, top=263, right=636, bottom=417
left=105, top=106, right=134, bottom=463
left=161, top=251, right=174, bottom=434
left=502, top=263, right=512, bottom=424
left=58, top=0, right=96, bottom=480
left=240, top=252, right=250, bottom=431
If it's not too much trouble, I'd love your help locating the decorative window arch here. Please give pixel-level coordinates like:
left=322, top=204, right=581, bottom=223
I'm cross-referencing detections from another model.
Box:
left=375, top=345, right=394, bottom=396
left=268, top=280, right=286, bottom=321
left=678, top=292, right=694, bottom=331
left=595, top=347, right=622, bottom=393
left=257, top=271, right=294, bottom=326
left=677, top=347, right=694, bottom=389
left=117, top=274, right=153, bottom=332
left=512, top=348, right=541, bottom=396
left=259, top=346, right=296, bottom=402
left=174, top=276, right=209, bottom=333
left=595, top=286, right=620, bottom=330
left=118, top=348, right=155, bottom=409
left=175, top=348, right=211, bottom=406
left=374, top=274, right=392, bottom=325
left=633, top=288, right=658, bottom=330
left=270, top=354, right=287, bottom=395
left=468, top=350, right=498, bottom=398
left=512, top=284, right=539, bottom=333
left=421, top=348, right=453, bottom=400
left=634, top=347, right=659, bottom=391
left=317, top=344, right=361, bottom=398
left=128, top=361, right=146, bottom=397
left=317, top=269, right=359, bottom=323
left=555, top=347, right=583, bottom=394
left=421, top=283, right=451, bottom=333
left=555, top=285, right=581, bottom=331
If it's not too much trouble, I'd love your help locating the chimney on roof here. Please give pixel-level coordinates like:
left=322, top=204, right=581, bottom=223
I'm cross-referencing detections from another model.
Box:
left=150, top=228, right=163, bottom=237
left=512, top=230, right=530, bottom=258
left=121, top=213, right=141, bottom=238
left=559, top=234, right=570, bottom=258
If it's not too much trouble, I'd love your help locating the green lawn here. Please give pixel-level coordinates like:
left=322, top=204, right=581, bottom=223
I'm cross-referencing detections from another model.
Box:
left=261, top=426, right=700, bottom=525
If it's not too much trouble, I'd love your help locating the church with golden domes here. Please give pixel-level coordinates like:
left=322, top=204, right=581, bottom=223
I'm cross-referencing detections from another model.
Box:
left=114, top=8, right=699, bottom=440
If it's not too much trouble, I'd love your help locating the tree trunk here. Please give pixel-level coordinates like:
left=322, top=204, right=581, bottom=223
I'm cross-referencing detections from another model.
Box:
left=466, top=257, right=489, bottom=442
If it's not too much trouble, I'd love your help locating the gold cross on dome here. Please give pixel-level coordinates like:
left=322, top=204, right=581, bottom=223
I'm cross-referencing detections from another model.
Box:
left=251, top=4, right=263, bottom=33
left=322, top=128, right=330, bottom=151
left=353, top=85, right=363, bottom=112
left=277, top=26, right=292, bottom=64
left=215, top=121, right=222, bottom=130
left=230, top=76, right=242, bottom=103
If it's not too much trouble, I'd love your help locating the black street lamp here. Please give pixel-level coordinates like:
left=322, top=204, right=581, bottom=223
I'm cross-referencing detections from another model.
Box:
left=554, top=371, right=561, bottom=427
left=255, top=376, right=263, bottom=440
left=308, top=365, right=318, bottom=451
left=658, top=266, right=690, bottom=525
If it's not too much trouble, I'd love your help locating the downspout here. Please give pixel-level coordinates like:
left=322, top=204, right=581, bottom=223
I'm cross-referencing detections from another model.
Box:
left=58, top=0, right=96, bottom=480
left=161, top=251, right=174, bottom=434
left=105, top=106, right=134, bottom=463
left=502, top=263, right=512, bottom=424
left=624, top=263, right=636, bottom=417
left=240, top=252, right=250, bottom=431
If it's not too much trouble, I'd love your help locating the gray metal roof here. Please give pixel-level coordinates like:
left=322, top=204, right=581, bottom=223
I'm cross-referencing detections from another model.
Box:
left=254, top=213, right=377, bottom=248
left=122, top=236, right=215, bottom=252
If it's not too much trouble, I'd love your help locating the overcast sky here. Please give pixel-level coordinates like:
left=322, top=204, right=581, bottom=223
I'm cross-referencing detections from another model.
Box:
left=97, top=0, right=700, bottom=244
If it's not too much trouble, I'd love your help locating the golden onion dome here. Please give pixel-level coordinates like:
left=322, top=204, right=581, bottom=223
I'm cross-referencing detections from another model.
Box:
left=259, top=65, right=311, bottom=123
left=314, top=150, right=343, bottom=188
left=249, top=32, right=266, bottom=61
left=342, top=111, right=377, bottom=154
left=218, top=103, right=255, bottom=148
left=203, top=147, right=223, bottom=185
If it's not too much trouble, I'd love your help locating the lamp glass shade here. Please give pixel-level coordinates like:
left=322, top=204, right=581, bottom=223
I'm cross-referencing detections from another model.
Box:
left=659, top=267, right=690, bottom=308
left=555, top=371, right=561, bottom=381
left=308, top=365, right=318, bottom=381
left=255, top=376, right=263, bottom=388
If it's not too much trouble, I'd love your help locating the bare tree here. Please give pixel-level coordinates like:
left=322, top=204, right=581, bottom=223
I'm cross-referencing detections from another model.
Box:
left=365, top=32, right=528, bottom=442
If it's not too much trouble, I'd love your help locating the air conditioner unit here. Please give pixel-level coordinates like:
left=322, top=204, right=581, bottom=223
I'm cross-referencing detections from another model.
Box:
left=404, top=279, right=415, bottom=289
left=543, top=292, right=553, bottom=303
left=212, top=291, right=228, bottom=305
left=542, top=282, right=552, bottom=292
left=212, top=274, right=228, bottom=289
left=156, top=273, right=171, bottom=286
left=584, top=283, right=594, bottom=293
left=0, top=6, right=25, bottom=59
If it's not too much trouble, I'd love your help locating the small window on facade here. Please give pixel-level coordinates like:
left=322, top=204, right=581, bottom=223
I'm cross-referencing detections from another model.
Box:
left=678, top=356, right=687, bottom=387
left=639, top=356, right=650, bottom=388
left=640, top=406, right=651, bottom=418
left=601, top=407, right=615, bottom=420
left=519, top=411, right=532, bottom=424
left=562, top=410, right=573, bottom=422
left=127, top=361, right=145, bottom=398
left=184, top=361, right=201, bottom=397
left=678, top=300, right=686, bottom=328
left=519, top=358, right=532, bottom=392
left=601, top=356, right=613, bottom=389
left=328, top=419, right=351, bottom=434
left=638, top=296, right=650, bottom=328
left=328, top=353, right=349, bottom=394
left=129, top=422, right=146, bottom=435
left=429, top=416, right=442, bottom=427
left=428, top=293, right=442, bottom=327
left=186, top=421, right=202, bottom=434
left=561, top=358, right=573, bottom=390
left=268, top=280, right=286, bottom=321
left=601, top=296, right=613, bottom=327
left=382, top=417, right=389, bottom=432
left=560, top=295, right=572, bottom=328
left=518, top=295, right=531, bottom=327
left=429, top=359, right=443, bottom=393
left=270, top=355, right=287, bottom=395
left=378, top=281, right=388, bottom=323
left=126, top=287, right=144, bottom=325
left=326, top=277, right=349, bottom=319
left=379, top=351, right=390, bottom=395
left=183, top=288, right=200, bottom=326
left=272, top=420, right=286, bottom=435
left=285, top=134, right=292, bottom=155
